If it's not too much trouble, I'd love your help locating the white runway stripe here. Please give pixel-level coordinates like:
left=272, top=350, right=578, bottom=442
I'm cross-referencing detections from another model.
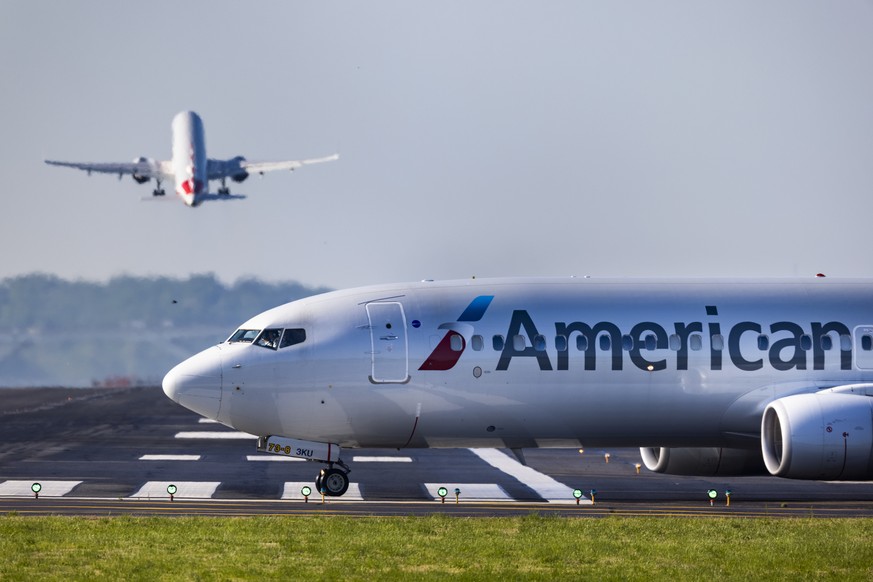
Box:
left=198, top=418, right=220, bottom=423
left=139, top=455, right=201, bottom=461
left=129, top=481, right=219, bottom=499
left=246, top=455, right=304, bottom=462
left=282, top=482, right=363, bottom=501
left=424, top=483, right=510, bottom=501
left=174, top=431, right=257, bottom=439
left=469, top=448, right=591, bottom=504
left=352, top=456, right=413, bottom=463
left=0, top=480, right=82, bottom=497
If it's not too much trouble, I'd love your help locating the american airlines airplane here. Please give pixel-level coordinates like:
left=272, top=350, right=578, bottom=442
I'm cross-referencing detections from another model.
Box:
left=162, top=276, right=873, bottom=496
left=45, top=111, right=338, bottom=207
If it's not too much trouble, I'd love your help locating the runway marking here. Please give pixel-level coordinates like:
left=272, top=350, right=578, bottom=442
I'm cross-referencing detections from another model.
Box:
left=139, top=455, right=201, bottom=461
left=174, top=431, right=257, bottom=439
left=246, top=455, right=304, bottom=462
left=198, top=419, right=220, bottom=423
left=129, top=481, right=220, bottom=499
left=352, top=456, right=413, bottom=463
left=282, top=482, right=363, bottom=501
left=424, top=483, right=510, bottom=501
left=0, top=480, right=82, bottom=497
left=469, top=448, right=590, bottom=504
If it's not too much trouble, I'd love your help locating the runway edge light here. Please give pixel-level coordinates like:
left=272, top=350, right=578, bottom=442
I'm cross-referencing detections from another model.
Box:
left=573, top=489, right=583, bottom=505
left=31, top=482, right=41, bottom=499
left=707, top=489, right=717, bottom=506
left=301, top=485, right=312, bottom=503
left=167, top=484, right=177, bottom=501
left=437, top=486, right=448, bottom=504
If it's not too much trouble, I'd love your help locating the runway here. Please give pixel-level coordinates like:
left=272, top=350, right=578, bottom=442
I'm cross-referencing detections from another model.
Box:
left=1, top=386, right=872, bottom=517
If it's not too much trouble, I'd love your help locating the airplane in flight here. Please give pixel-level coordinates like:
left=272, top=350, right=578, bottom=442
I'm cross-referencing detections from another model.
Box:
left=45, top=111, right=338, bottom=207
left=163, top=276, right=873, bottom=496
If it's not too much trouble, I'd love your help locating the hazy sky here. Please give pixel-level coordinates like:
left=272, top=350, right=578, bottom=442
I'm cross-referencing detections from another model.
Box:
left=3, top=1, right=872, bottom=290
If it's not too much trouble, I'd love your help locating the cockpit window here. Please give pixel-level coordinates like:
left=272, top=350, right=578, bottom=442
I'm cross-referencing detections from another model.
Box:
left=280, top=328, right=306, bottom=348
left=255, top=328, right=283, bottom=350
left=228, top=329, right=260, bottom=343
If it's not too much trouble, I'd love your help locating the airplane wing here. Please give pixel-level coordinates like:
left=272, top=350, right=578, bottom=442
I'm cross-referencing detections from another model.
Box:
left=240, top=153, right=339, bottom=175
left=44, top=159, right=172, bottom=181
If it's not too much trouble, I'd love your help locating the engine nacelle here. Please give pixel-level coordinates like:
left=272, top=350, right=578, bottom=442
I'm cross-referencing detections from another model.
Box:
left=761, top=393, right=873, bottom=480
left=640, top=446, right=766, bottom=476
left=230, top=156, right=248, bottom=183
left=132, top=156, right=151, bottom=184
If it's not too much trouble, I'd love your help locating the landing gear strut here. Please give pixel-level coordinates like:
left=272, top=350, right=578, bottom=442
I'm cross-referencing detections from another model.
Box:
left=152, top=179, right=165, bottom=196
left=217, top=177, right=230, bottom=195
left=315, top=459, right=351, bottom=497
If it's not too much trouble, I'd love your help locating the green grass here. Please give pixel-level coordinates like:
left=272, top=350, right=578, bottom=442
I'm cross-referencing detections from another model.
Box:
left=1, top=515, right=871, bottom=580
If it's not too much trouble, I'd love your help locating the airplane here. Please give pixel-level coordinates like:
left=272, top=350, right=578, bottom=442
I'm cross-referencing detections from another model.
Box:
left=45, top=111, right=338, bottom=207
left=162, top=276, right=873, bottom=496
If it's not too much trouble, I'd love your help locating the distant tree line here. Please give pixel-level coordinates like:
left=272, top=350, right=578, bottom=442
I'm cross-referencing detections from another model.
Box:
left=0, top=273, right=331, bottom=331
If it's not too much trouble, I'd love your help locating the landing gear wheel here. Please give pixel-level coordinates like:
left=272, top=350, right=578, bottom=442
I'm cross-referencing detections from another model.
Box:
left=314, top=473, right=323, bottom=494
left=319, top=467, right=349, bottom=497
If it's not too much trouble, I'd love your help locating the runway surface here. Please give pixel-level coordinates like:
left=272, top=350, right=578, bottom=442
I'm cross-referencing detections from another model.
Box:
left=1, top=386, right=872, bottom=517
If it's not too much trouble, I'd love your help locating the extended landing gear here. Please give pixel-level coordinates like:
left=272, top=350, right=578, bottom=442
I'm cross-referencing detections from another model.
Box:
left=257, top=435, right=351, bottom=496
left=217, top=178, right=231, bottom=196
left=315, top=459, right=351, bottom=497
left=152, top=179, right=166, bottom=196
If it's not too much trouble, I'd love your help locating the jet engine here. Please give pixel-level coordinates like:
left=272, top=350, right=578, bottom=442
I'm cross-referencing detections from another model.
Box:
left=640, top=446, right=766, bottom=476
left=761, top=393, right=873, bottom=480
left=230, top=156, right=249, bottom=183
left=132, top=156, right=152, bottom=184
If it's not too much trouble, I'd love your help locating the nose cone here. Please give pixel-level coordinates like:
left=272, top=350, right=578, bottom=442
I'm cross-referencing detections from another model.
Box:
left=163, top=346, right=223, bottom=419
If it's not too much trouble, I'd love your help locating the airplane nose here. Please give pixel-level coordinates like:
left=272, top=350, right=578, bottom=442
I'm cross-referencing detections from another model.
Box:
left=162, top=346, right=223, bottom=419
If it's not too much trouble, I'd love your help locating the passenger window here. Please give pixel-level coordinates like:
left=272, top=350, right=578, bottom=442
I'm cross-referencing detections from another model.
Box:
left=576, top=335, right=588, bottom=351
left=255, top=328, right=282, bottom=350
left=599, top=335, right=611, bottom=351
left=690, top=334, right=702, bottom=351
left=280, top=328, right=306, bottom=348
left=555, top=335, right=568, bottom=352
left=711, top=334, right=724, bottom=351
left=471, top=335, right=484, bottom=351
left=669, top=334, right=680, bottom=351
left=820, top=335, right=833, bottom=351
left=621, top=335, right=633, bottom=351
left=228, top=329, right=260, bottom=343
left=800, top=335, right=812, bottom=351
left=513, top=335, right=526, bottom=351
left=644, top=334, right=656, bottom=351
left=492, top=335, right=505, bottom=351
left=533, top=334, right=546, bottom=351
left=863, top=335, right=873, bottom=351
left=841, top=335, right=852, bottom=351
left=757, top=335, right=769, bottom=351
left=450, top=334, right=464, bottom=352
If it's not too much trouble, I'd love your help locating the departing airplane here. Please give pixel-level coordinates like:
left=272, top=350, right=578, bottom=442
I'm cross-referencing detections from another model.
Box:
left=45, top=111, right=338, bottom=207
left=163, top=276, right=873, bottom=496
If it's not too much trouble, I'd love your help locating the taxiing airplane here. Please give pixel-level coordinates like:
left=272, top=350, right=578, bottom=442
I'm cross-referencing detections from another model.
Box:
left=163, top=276, right=873, bottom=496
left=45, top=111, right=338, bottom=207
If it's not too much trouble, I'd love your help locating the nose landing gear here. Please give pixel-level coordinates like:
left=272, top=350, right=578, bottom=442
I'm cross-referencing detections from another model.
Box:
left=257, top=435, right=351, bottom=497
left=315, top=459, right=351, bottom=497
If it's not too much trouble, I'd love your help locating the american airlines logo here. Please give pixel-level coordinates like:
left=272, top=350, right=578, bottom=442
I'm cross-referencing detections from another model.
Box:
left=420, top=301, right=855, bottom=373
left=419, top=296, right=494, bottom=371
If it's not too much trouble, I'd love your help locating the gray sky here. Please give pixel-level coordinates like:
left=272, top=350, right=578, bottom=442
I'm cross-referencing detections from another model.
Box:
left=3, top=1, right=872, bottom=290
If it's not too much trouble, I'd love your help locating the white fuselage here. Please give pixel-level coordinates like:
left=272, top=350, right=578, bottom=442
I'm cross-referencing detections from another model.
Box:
left=163, top=277, right=873, bottom=479
left=170, top=111, right=208, bottom=206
